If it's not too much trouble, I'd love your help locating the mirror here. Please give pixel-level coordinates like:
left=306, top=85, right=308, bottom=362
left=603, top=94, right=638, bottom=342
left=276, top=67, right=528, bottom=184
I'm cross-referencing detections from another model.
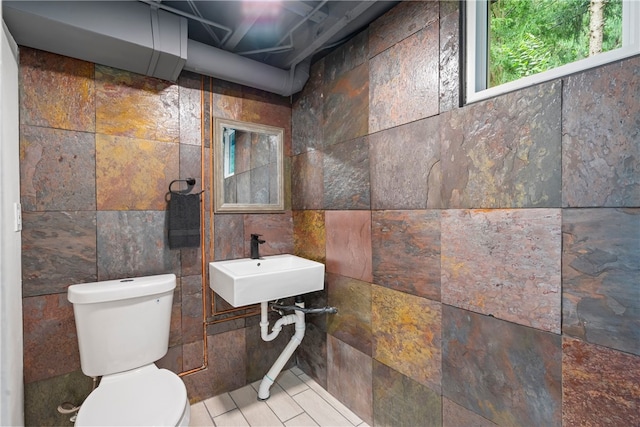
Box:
left=213, top=117, right=284, bottom=213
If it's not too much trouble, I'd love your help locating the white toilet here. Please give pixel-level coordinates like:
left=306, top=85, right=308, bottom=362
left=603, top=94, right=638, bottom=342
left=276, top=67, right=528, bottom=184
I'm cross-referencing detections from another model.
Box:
left=67, top=274, right=190, bottom=426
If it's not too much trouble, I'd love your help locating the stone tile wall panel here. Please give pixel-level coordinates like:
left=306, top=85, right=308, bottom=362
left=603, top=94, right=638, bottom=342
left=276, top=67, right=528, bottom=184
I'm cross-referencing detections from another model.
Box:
left=324, top=29, right=368, bottom=82
left=368, top=1, right=439, bottom=58
left=442, top=209, right=562, bottom=333
left=323, top=137, right=370, bottom=210
left=292, top=150, right=324, bottom=210
left=327, top=273, right=372, bottom=356
left=327, top=335, right=373, bottom=425
left=325, top=210, right=372, bottom=282
left=562, top=56, right=640, bottom=207
left=183, top=328, right=247, bottom=401
left=562, top=337, right=640, bottom=426
left=442, top=305, right=562, bottom=427
left=292, top=59, right=325, bottom=155
left=441, top=82, right=562, bottom=208
left=373, top=360, right=442, bottom=427
left=372, top=210, right=441, bottom=300
left=213, top=214, right=245, bottom=260
left=182, top=340, right=204, bottom=372
left=369, top=22, right=439, bottom=133
left=179, top=143, right=204, bottom=196
left=372, top=285, right=441, bottom=391
left=96, top=134, right=179, bottom=210
left=19, top=47, right=95, bottom=132
left=22, top=211, right=97, bottom=297
left=297, top=321, right=328, bottom=389
left=95, top=65, right=179, bottom=142
left=178, top=72, right=202, bottom=146
left=293, top=210, right=326, bottom=263
left=96, top=210, right=180, bottom=280
left=181, top=275, right=204, bottom=345
left=210, top=78, right=243, bottom=121
left=20, top=125, right=96, bottom=212
left=22, top=294, right=80, bottom=383
left=562, top=208, right=640, bottom=355
left=323, top=63, right=369, bottom=146
left=243, top=212, right=293, bottom=257
left=369, top=116, right=441, bottom=210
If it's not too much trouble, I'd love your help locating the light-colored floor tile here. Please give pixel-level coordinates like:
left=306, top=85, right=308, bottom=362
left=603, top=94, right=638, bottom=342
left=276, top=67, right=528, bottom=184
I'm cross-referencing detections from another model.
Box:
left=203, top=393, right=237, bottom=417
left=230, top=385, right=284, bottom=427
left=213, top=408, right=250, bottom=427
left=190, top=369, right=364, bottom=427
left=276, top=370, right=309, bottom=397
left=292, top=389, right=352, bottom=427
left=289, top=366, right=304, bottom=376
left=189, top=402, right=215, bottom=427
left=284, top=413, right=319, bottom=427
left=261, top=383, right=304, bottom=422
left=298, top=374, right=362, bottom=426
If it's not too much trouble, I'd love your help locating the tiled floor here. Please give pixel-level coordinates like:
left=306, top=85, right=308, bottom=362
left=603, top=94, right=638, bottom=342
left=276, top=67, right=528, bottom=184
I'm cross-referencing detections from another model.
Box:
left=189, top=367, right=368, bottom=427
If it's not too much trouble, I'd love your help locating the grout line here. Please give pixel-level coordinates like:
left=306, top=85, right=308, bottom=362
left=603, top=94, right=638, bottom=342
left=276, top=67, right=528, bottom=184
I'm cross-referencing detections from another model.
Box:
left=202, top=402, right=215, bottom=424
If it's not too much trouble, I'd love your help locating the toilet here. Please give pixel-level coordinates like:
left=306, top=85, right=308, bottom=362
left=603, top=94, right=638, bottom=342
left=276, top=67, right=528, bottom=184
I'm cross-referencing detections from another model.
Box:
left=67, top=274, right=190, bottom=426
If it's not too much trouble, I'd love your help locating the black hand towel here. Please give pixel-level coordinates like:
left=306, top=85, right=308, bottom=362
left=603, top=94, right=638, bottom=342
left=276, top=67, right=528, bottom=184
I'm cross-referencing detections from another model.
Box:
left=168, top=193, right=201, bottom=249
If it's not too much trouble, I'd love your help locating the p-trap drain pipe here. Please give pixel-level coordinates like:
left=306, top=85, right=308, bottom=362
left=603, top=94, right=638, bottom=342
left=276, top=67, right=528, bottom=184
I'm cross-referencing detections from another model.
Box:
left=257, top=299, right=337, bottom=400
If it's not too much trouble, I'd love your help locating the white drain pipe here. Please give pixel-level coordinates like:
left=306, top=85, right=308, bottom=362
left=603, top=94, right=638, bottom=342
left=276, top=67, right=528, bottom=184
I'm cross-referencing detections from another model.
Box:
left=258, top=301, right=306, bottom=400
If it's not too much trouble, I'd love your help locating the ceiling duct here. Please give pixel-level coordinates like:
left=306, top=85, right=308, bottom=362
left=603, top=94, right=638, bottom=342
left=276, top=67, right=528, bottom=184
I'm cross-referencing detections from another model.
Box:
left=3, top=1, right=188, bottom=82
left=184, top=39, right=310, bottom=97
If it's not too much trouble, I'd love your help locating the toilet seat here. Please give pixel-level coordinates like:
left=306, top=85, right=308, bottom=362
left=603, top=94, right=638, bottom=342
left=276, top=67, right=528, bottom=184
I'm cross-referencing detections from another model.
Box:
left=75, top=364, right=188, bottom=426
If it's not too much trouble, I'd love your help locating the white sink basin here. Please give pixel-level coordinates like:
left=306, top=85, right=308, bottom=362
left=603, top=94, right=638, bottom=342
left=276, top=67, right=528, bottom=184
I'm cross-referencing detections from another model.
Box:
left=209, top=254, right=325, bottom=307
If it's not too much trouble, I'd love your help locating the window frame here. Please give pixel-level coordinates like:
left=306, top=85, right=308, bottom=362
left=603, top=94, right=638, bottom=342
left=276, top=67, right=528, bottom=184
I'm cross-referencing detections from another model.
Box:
left=465, top=0, right=640, bottom=104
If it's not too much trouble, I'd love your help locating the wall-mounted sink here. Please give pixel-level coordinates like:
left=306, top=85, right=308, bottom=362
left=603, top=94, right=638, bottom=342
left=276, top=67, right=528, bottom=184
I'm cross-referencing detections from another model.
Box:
left=209, top=254, right=325, bottom=307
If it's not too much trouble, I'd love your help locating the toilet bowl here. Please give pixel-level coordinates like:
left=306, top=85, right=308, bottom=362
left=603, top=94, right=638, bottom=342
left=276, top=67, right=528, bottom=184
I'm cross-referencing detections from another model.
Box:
left=68, top=274, right=190, bottom=426
left=74, top=365, right=190, bottom=426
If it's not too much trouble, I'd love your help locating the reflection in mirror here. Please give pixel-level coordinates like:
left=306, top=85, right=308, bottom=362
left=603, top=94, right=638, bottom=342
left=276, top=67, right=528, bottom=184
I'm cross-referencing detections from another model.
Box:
left=214, top=118, right=284, bottom=213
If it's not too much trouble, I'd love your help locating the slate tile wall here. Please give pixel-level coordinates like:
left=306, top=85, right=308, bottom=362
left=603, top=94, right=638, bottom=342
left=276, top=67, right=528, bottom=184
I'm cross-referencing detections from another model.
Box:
left=291, top=1, right=639, bottom=426
left=19, top=47, right=293, bottom=425
left=17, top=1, right=639, bottom=425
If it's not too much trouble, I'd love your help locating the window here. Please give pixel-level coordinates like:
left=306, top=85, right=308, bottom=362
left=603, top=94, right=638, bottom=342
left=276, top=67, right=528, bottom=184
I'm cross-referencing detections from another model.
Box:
left=223, top=128, right=236, bottom=178
left=465, top=0, right=640, bottom=103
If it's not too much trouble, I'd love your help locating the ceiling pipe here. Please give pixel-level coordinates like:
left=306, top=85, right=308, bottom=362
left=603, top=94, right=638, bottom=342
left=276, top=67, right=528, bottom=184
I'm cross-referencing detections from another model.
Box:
left=184, top=39, right=311, bottom=97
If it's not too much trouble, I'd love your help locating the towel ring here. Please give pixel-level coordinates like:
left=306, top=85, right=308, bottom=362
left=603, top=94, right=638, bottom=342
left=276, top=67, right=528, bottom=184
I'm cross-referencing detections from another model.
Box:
left=169, top=178, right=196, bottom=195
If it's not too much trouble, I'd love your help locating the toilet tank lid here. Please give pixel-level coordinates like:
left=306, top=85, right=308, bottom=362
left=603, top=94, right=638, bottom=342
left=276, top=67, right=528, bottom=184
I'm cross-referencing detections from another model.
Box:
left=68, top=274, right=176, bottom=304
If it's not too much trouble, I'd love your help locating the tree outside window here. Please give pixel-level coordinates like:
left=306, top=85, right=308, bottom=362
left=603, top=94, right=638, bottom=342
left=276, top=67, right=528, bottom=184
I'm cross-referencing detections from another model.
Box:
left=488, top=0, right=623, bottom=87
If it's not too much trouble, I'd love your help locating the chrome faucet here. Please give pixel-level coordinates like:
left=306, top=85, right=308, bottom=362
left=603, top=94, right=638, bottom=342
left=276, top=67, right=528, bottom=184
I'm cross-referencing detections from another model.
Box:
left=250, top=234, right=265, bottom=259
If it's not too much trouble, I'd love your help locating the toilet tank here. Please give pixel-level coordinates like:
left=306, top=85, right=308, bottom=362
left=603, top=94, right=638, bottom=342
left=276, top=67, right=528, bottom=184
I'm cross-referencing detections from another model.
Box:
left=67, top=274, right=176, bottom=377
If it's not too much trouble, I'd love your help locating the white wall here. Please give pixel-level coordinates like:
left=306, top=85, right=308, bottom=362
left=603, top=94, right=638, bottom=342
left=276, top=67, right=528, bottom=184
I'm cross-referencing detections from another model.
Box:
left=0, top=9, right=24, bottom=426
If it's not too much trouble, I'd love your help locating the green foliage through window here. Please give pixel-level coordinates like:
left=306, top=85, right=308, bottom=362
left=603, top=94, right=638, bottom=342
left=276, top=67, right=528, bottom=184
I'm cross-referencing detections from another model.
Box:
left=489, top=0, right=623, bottom=87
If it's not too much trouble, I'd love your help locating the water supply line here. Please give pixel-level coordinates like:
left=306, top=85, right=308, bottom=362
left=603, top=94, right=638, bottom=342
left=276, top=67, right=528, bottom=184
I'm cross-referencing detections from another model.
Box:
left=56, top=376, right=99, bottom=423
left=257, top=299, right=337, bottom=400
